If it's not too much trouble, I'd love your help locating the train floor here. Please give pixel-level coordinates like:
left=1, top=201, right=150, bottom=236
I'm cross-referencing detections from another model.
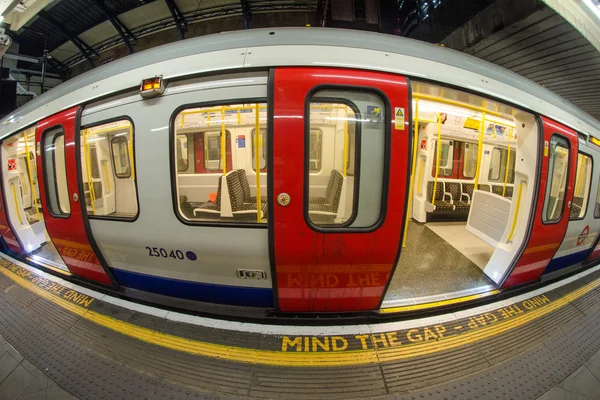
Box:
left=383, top=220, right=495, bottom=306
left=0, top=254, right=600, bottom=399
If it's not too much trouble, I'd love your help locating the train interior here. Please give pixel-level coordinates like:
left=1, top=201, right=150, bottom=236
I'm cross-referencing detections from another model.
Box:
left=0, top=127, right=68, bottom=272
left=382, top=81, right=539, bottom=307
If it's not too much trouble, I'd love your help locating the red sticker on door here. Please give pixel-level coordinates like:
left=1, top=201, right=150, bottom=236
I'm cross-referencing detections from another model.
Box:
left=7, top=159, right=16, bottom=171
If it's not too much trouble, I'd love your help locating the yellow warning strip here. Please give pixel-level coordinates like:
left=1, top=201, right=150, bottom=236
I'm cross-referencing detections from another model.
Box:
left=379, top=290, right=500, bottom=313
left=1, top=265, right=599, bottom=367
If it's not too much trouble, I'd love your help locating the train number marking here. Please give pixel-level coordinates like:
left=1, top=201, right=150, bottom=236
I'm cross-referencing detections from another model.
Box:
left=145, top=247, right=190, bottom=260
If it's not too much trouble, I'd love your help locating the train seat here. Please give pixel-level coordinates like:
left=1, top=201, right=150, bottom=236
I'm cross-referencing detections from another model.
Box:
left=426, top=181, right=454, bottom=211
left=308, top=169, right=344, bottom=221
left=570, top=196, right=584, bottom=219
left=236, top=169, right=267, bottom=204
left=192, top=177, right=222, bottom=217
left=446, top=182, right=469, bottom=211
left=227, top=170, right=266, bottom=220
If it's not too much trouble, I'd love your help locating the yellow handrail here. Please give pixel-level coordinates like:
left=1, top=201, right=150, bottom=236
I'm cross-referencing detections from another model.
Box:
left=22, top=133, right=41, bottom=222
left=507, top=182, right=524, bottom=242
left=403, top=98, right=420, bottom=248
left=82, top=129, right=97, bottom=215
left=432, top=117, right=442, bottom=206
left=343, top=107, right=349, bottom=177
left=11, top=183, right=23, bottom=225
left=473, top=110, right=487, bottom=190
left=221, top=108, right=226, bottom=175
left=412, top=93, right=503, bottom=117
left=502, top=144, right=511, bottom=197
left=254, top=103, right=262, bottom=223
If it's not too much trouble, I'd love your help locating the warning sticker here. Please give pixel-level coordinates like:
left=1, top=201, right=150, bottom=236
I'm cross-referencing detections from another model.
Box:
left=7, top=159, right=16, bottom=171
left=544, top=140, right=549, bottom=157
left=420, top=139, right=427, bottom=150
left=394, top=107, right=405, bottom=130
left=366, top=105, right=382, bottom=122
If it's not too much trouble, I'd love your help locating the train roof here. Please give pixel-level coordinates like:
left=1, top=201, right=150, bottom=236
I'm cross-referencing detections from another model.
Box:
left=1, top=27, right=598, bottom=140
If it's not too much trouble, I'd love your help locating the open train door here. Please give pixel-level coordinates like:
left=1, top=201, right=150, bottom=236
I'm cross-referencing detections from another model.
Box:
left=503, top=116, right=578, bottom=286
left=271, top=67, right=411, bottom=312
left=35, top=106, right=114, bottom=285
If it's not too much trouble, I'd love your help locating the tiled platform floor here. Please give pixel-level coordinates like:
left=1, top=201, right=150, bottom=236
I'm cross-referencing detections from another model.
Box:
left=0, top=334, right=76, bottom=400
left=539, top=351, right=600, bottom=400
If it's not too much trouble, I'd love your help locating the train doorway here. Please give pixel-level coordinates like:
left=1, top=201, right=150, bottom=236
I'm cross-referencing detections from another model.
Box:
left=34, top=107, right=114, bottom=285
left=271, top=67, right=411, bottom=313
left=0, top=125, right=68, bottom=273
left=382, top=81, right=542, bottom=309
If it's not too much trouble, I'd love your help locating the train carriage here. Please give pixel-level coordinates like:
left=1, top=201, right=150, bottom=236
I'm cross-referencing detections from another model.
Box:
left=0, top=28, right=599, bottom=316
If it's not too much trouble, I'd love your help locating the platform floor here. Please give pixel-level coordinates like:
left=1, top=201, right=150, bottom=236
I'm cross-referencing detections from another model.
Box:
left=384, top=221, right=494, bottom=303
left=1, top=255, right=600, bottom=399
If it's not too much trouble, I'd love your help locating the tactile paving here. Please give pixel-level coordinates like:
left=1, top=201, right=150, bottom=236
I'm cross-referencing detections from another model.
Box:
left=1, top=265, right=600, bottom=399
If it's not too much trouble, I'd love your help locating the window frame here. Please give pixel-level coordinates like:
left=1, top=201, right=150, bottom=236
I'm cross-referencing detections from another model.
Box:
left=41, top=124, right=70, bottom=219
left=570, top=151, right=594, bottom=221
left=175, top=134, right=189, bottom=173
left=488, top=147, right=504, bottom=181
left=80, top=116, right=140, bottom=222
left=201, top=130, right=232, bottom=172
left=303, top=85, right=391, bottom=233
left=542, top=134, right=571, bottom=225
left=308, top=128, right=324, bottom=173
left=110, top=135, right=132, bottom=179
left=169, top=98, right=268, bottom=228
left=461, top=141, right=478, bottom=180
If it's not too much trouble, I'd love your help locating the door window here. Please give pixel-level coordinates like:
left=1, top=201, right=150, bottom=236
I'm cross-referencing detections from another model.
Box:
left=306, top=89, right=386, bottom=229
left=42, top=126, right=70, bottom=217
left=543, top=135, right=570, bottom=223
left=462, top=142, right=478, bottom=179
left=431, top=140, right=453, bottom=177
left=80, top=119, right=138, bottom=219
left=570, top=153, right=592, bottom=219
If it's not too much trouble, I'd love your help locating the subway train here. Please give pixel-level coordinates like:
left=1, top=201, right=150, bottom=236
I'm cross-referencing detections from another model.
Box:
left=0, top=28, right=599, bottom=316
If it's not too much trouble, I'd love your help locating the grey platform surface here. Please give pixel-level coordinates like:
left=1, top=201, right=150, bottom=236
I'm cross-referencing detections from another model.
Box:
left=0, top=334, right=75, bottom=400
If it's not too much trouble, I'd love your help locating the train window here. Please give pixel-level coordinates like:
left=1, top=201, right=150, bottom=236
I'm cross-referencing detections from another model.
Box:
left=111, top=136, right=131, bottom=179
left=462, top=142, right=478, bottom=179
left=431, top=140, right=453, bottom=177
left=543, top=135, right=570, bottom=223
left=488, top=148, right=502, bottom=180
left=251, top=128, right=267, bottom=172
left=173, top=103, right=268, bottom=224
left=309, top=129, right=323, bottom=172
left=176, top=135, right=188, bottom=172
left=306, top=89, right=384, bottom=229
left=570, top=153, right=593, bottom=220
left=80, top=119, right=138, bottom=220
left=488, top=147, right=516, bottom=183
left=42, top=126, right=70, bottom=217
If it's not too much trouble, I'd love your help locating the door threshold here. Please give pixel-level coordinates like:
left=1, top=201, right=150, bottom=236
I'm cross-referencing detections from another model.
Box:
left=380, top=285, right=499, bottom=314
left=27, top=255, right=72, bottom=277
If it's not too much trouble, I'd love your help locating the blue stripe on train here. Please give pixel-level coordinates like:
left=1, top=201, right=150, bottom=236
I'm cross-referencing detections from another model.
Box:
left=543, top=249, right=589, bottom=274
left=110, top=268, right=274, bottom=308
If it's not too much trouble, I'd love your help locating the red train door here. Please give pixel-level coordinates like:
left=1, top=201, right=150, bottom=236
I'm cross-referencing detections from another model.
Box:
left=503, top=116, right=578, bottom=286
left=35, top=107, right=114, bottom=285
left=272, top=67, right=410, bottom=312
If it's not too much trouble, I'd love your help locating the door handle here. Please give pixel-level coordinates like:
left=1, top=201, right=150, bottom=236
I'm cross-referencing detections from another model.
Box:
left=277, top=193, right=290, bottom=206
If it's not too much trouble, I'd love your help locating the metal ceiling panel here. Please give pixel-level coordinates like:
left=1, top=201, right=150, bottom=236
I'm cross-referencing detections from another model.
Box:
left=446, top=6, right=600, bottom=121
left=117, top=1, right=170, bottom=31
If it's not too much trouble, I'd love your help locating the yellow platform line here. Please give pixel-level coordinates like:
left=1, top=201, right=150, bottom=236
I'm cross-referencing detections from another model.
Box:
left=380, top=290, right=501, bottom=313
left=1, top=265, right=599, bottom=367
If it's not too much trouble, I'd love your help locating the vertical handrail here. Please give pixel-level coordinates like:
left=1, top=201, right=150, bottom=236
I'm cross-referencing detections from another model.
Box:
left=254, top=103, right=262, bottom=223
left=11, top=183, right=23, bottom=225
left=102, top=163, right=111, bottom=193
left=432, top=116, right=442, bottom=205
left=343, top=107, right=349, bottom=177
left=221, top=108, right=226, bottom=175
left=403, top=99, right=419, bottom=247
left=83, top=129, right=97, bottom=215
left=502, top=144, right=511, bottom=197
left=22, top=131, right=42, bottom=222
left=507, top=182, right=524, bottom=242
left=473, top=110, right=487, bottom=190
